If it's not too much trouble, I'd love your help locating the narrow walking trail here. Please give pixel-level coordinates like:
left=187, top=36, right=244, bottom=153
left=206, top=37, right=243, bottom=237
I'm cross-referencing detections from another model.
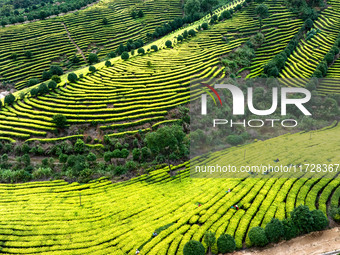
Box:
left=62, top=22, right=87, bottom=63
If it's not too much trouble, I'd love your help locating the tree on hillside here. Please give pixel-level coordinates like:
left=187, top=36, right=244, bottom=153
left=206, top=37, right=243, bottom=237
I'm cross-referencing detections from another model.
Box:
left=67, top=72, right=78, bottom=83
left=50, top=65, right=63, bottom=75
left=201, top=0, right=218, bottom=16
left=137, top=9, right=144, bottom=18
left=145, top=125, right=187, bottom=173
left=255, top=4, right=269, bottom=31
left=217, top=234, right=236, bottom=253
left=290, top=205, right=314, bottom=234
left=4, top=94, right=15, bottom=105
left=204, top=231, right=216, bottom=255
left=88, top=53, right=98, bottom=64
left=248, top=226, right=268, bottom=247
left=52, top=114, right=67, bottom=129
left=121, top=51, right=129, bottom=60
left=184, top=0, right=201, bottom=16
left=24, top=50, right=33, bottom=59
left=264, top=218, right=284, bottom=243
left=183, top=240, right=205, bottom=255
left=102, top=17, right=108, bottom=25
left=165, top=40, right=172, bottom=48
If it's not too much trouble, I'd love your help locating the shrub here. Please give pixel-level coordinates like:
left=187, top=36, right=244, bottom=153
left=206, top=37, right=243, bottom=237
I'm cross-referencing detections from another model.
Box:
left=4, top=94, right=15, bottom=105
left=138, top=48, right=145, bottom=55
left=74, top=139, right=85, bottom=154
left=49, top=65, right=63, bottom=75
left=325, top=52, right=335, bottom=65
left=89, top=65, right=96, bottom=73
left=51, top=75, right=61, bottom=83
left=226, top=134, right=243, bottom=145
left=290, top=205, right=314, bottom=234
left=151, top=45, right=158, bottom=51
left=38, top=83, right=49, bottom=94
left=248, top=226, right=268, bottom=247
left=201, top=22, right=208, bottom=30
left=27, top=78, right=39, bottom=87
left=42, top=70, right=52, bottom=81
left=52, top=114, right=67, bottom=129
left=264, top=218, right=284, bottom=243
left=183, top=240, right=205, bottom=255
left=203, top=231, right=216, bottom=254
left=67, top=73, right=78, bottom=83
left=305, top=18, right=313, bottom=29
left=87, top=152, right=97, bottom=162
left=217, top=234, right=236, bottom=253
left=282, top=218, right=298, bottom=240
left=311, top=210, right=328, bottom=231
left=32, top=167, right=53, bottom=179
left=102, top=17, right=108, bottom=25
left=121, top=51, right=129, bottom=60
left=137, top=9, right=144, bottom=18
left=105, top=60, right=112, bottom=67
left=183, top=30, right=188, bottom=39
left=165, top=40, right=172, bottom=48
left=188, top=29, right=196, bottom=37
left=131, top=10, right=137, bottom=19
left=24, top=50, right=33, bottom=58
left=177, top=35, right=184, bottom=42
left=48, top=80, right=57, bottom=90
left=72, top=55, right=80, bottom=63
left=88, top=53, right=98, bottom=64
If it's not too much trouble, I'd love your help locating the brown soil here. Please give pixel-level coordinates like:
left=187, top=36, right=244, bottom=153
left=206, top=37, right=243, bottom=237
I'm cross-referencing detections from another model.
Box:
left=232, top=227, right=340, bottom=255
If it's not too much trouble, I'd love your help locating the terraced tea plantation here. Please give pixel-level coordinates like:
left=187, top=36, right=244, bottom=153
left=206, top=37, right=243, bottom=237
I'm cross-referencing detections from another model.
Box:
left=1, top=0, right=340, bottom=254
left=0, top=125, right=339, bottom=254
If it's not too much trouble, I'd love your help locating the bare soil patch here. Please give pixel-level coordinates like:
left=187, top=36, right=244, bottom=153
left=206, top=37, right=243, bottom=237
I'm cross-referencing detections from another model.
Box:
left=232, top=227, right=340, bottom=255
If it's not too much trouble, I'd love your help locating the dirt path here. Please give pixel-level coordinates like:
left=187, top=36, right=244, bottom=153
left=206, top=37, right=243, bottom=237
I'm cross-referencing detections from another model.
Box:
left=61, top=22, right=87, bottom=63
left=232, top=227, right=340, bottom=255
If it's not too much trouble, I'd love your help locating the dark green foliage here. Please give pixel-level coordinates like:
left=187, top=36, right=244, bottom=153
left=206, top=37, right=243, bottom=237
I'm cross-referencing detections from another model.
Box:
left=217, top=234, right=236, bottom=253
left=121, top=51, right=129, bottom=60
left=290, top=205, right=314, bottom=234
left=4, top=94, right=15, bottom=105
left=132, top=148, right=141, bottom=161
left=49, top=65, right=63, bottom=75
left=146, top=125, right=188, bottom=171
left=137, top=9, right=144, bottom=18
left=151, top=45, right=158, bottom=51
left=105, top=60, right=112, bottom=67
left=329, top=207, right=340, bottom=223
left=38, top=83, right=49, bottom=94
left=48, top=80, right=57, bottom=90
left=165, top=40, right=172, bottom=48
left=311, top=210, right=328, bottom=231
left=255, top=4, right=269, bottom=31
left=74, top=139, right=85, bottom=154
left=131, top=10, right=137, bottom=19
left=188, top=29, right=196, bottom=37
left=226, top=135, right=243, bottom=145
left=89, top=65, right=96, bottom=73
left=177, top=35, right=183, bottom=42
left=183, top=240, right=205, bottom=255
left=42, top=70, right=52, bottom=81
left=24, top=50, right=33, bottom=58
left=67, top=73, right=78, bottom=83
left=102, top=17, right=108, bottom=25
left=27, top=78, right=39, bottom=87
left=88, top=53, right=98, bottom=64
left=221, top=10, right=232, bottom=19
left=248, top=226, right=268, bottom=247
left=264, top=218, right=284, bottom=243
left=51, top=75, right=61, bottom=83
left=304, top=18, right=313, bottom=29
left=201, top=22, right=208, bottom=30
left=183, top=30, right=188, bottom=39
left=87, top=152, right=96, bottom=162
left=52, top=114, right=67, bottom=129
left=138, top=48, right=145, bottom=55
